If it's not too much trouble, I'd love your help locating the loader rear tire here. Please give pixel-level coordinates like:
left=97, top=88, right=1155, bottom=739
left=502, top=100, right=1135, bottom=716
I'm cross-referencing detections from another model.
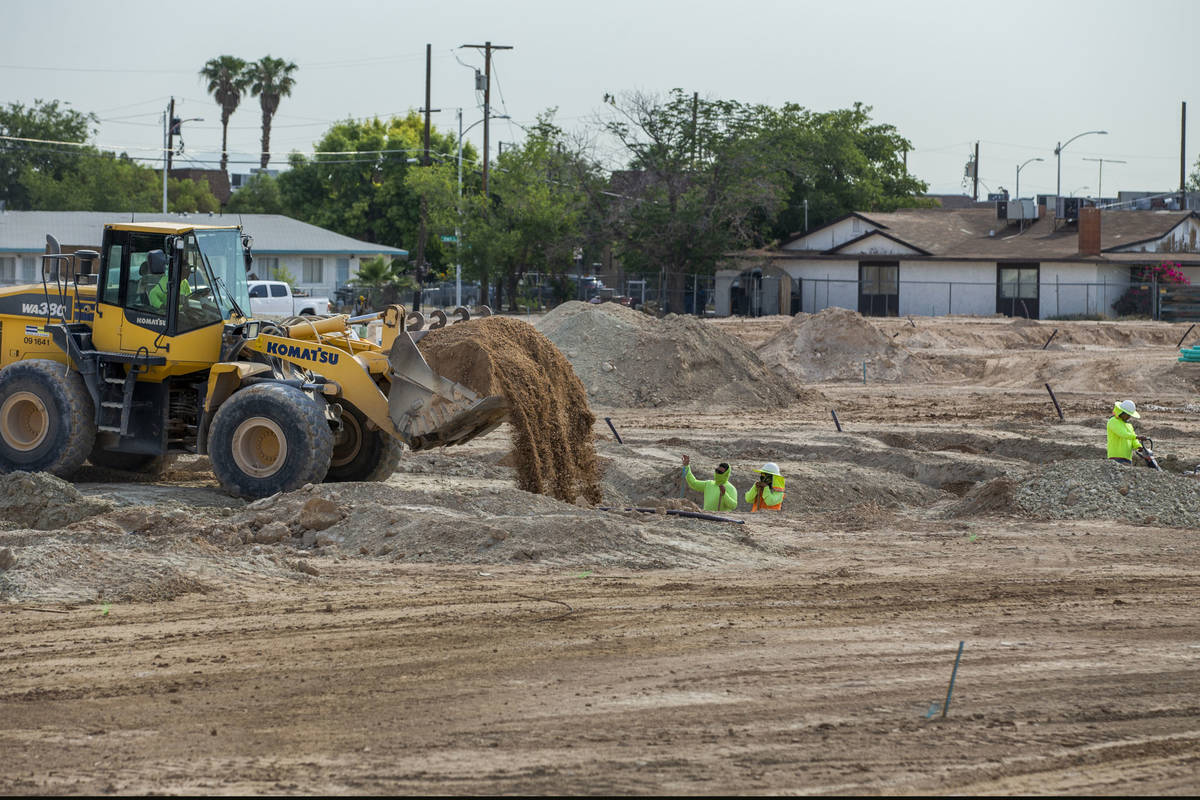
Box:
left=0, top=359, right=95, bottom=478
left=209, top=383, right=333, bottom=498
left=325, top=401, right=402, bottom=483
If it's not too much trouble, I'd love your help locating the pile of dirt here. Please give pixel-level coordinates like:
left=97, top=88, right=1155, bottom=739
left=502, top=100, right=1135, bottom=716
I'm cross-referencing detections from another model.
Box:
left=536, top=302, right=809, bottom=409
left=942, top=477, right=1020, bottom=518
left=1014, top=459, right=1200, bottom=527
left=419, top=316, right=601, bottom=505
left=757, top=307, right=933, bottom=383
left=0, top=472, right=114, bottom=529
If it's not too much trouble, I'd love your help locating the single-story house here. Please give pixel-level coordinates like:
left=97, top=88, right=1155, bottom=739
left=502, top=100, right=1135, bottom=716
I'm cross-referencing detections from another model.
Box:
left=718, top=206, right=1200, bottom=320
left=0, top=211, right=408, bottom=300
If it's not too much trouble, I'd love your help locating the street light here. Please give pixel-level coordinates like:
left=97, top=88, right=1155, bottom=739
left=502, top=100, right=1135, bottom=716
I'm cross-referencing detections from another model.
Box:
left=1069, top=185, right=1090, bottom=197
left=1081, top=157, right=1126, bottom=204
left=1054, top=129, right=1106, bottom=227
left=1015, top=157, right=1044, bottom=232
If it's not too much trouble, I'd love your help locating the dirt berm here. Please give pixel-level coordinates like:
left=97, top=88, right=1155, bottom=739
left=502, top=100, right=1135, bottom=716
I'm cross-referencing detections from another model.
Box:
left=536, top=301, right=812, bottom=408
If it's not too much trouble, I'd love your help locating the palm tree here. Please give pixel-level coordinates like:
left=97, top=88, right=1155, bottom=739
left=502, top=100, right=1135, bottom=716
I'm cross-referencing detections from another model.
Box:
left=199, top=56, right=249, bottom=174
left=246, top=56, right=298, bottom=169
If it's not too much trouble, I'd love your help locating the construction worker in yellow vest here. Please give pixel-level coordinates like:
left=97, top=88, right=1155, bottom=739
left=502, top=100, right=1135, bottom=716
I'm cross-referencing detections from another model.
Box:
left=745, top=462, right=785, bottom=511
left=1107, top=400, right=1143, bottom=464
left=681, top=454, right=738, bottom=512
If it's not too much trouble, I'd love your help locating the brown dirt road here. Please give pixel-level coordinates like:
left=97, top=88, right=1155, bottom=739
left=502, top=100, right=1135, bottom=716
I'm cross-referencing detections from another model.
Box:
left=3, top=314, right=1200, bottom=794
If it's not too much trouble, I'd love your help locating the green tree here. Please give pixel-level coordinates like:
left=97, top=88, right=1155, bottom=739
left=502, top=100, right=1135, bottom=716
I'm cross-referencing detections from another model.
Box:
left=247, top=56, right=298, bottom=168
left=349, top=254, right=415, bottom=309
left=282, top=114, right=475, bottom=264
left=21, top=149, right=218, bottom=212
left=602, top=90, right=790, bottom=311
left=226, top=171, right=284, bottom=213
left=199, top=55, right=250, bottom=174
left=0, top=99, right=96, bottom=210
left=762, top=102, right=930, bottom=239
left=406, top=111, right=592, bottom=310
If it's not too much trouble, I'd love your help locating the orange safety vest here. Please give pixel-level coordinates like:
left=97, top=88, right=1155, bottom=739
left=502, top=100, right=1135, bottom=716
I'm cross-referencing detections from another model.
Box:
left=749, top=476, right=785, bottom=511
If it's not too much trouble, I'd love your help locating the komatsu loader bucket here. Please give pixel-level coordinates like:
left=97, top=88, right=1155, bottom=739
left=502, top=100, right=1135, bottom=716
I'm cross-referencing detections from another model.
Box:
left=386, top=330, right=508, bottom=451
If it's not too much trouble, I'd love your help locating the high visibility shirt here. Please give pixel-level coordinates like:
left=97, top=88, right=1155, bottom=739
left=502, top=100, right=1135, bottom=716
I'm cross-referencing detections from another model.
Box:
left=745, top=477, right=785, bottom=511
left=149, top=275, right=190, bottom=312
left=1106, top=415, right=1141, bottom=460
left=684, top=466, right=738, bottom=512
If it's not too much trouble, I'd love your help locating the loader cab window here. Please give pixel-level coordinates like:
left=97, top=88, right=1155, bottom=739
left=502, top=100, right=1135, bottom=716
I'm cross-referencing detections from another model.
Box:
left=175, top=234, right=224, bottom=333
left=101, top=244, right=123, bottom=304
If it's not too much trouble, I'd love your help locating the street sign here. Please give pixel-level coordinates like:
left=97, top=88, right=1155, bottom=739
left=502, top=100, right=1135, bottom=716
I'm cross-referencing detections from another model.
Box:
left=440, top=235, right=457, bottom=243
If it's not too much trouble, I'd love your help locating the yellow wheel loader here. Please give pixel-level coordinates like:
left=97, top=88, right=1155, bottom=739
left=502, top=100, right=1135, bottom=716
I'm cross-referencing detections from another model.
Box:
left=0, top=221, right=507, bottom=498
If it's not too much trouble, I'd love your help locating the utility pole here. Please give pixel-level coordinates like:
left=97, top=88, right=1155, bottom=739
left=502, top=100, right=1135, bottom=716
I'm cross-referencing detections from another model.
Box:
left=166, top=97, right=179, bottom=171
left=413, top=43, right=440, bottom=313
left=973, top=141, right=980, bottom=201
left=161, top=101, right=169, bottom=213
left=691, top=91, right=699, bottom=168
left=1181, top=101, right=1188, bottom=210
left=1082, top=157, right=1126, bottom=204
left=461, top=41, right=512, bottom=196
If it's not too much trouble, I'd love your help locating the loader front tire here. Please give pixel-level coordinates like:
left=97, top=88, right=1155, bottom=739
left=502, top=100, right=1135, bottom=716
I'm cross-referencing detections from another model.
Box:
left=0, top=359, right=95, bottom=478
left=209, top=383, right=333, bottom=498
left=325, top=401, right=402, bottom=483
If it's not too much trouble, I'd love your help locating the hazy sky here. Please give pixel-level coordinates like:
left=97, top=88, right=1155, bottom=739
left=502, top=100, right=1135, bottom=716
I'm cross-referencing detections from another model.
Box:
left=4, top=0, right=1199, bottom=199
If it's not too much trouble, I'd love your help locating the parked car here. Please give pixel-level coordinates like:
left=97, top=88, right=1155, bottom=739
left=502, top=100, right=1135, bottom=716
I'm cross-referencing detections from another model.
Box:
left=247, top=280, right=332, bottom=318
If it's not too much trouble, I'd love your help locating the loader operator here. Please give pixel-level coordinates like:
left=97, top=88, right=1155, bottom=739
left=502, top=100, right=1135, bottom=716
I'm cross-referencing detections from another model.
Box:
left=146, top=251, right=191, bottom=313
left=681, top=454, right=738, bottom=512
left=1107, top=400, right=1143, bottom=465
left=745, top=462, right=785, bottom=511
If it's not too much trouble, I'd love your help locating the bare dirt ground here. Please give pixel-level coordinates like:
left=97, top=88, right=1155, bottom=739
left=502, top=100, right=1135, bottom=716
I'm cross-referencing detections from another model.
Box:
left=3, top=311, right=1200, bottom=795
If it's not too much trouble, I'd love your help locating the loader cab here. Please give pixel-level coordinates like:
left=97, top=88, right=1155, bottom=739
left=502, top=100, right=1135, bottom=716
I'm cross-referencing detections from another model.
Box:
left=93, top=224, right=251, bottom=366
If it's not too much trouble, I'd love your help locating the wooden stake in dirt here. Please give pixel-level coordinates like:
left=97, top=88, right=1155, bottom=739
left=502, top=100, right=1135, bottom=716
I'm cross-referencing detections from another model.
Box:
left=942, top=641, right=965, bottom=718
left=831, top=409, right=843, bottom=432
left=1041, top=328, right=1058, bottom=350
left=1045, top=383, right=1064, bottom=420
left=1176, top=323, right=1196, bottom=349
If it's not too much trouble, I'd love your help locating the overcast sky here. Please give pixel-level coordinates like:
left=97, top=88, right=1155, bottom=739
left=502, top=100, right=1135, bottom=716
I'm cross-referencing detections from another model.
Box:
left=4, top=0, right=1199, bottom=200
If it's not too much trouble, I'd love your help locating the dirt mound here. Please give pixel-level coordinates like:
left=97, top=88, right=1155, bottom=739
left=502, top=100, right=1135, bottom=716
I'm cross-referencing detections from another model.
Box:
left=758, top=307, right=933, bottom=383
left=419, top=316, right=601, bottom=504
left=226, top=482, right=764, bottom=569
left=1015, top=459, right=1200, bottom=527
left=536, top=302, right=808, bottom=409
left=0, top=472, right=113, bottom=529
left=942, top=477, right=1019, bottom=518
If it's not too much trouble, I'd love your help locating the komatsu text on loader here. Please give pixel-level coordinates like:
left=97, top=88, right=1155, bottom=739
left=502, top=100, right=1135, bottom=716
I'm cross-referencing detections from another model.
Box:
left=0, top=221, right=507, bottom=497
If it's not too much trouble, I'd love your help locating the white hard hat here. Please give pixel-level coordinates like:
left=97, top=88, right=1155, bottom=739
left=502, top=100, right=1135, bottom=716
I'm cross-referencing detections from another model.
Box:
left=1115, top=400, right=1141, bottom=419
left=755, top=462, right=781, bottom=476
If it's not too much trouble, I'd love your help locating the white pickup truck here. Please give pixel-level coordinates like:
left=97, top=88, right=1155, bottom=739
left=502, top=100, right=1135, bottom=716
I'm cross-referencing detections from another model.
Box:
left=247, top=280, right=332, bottom=318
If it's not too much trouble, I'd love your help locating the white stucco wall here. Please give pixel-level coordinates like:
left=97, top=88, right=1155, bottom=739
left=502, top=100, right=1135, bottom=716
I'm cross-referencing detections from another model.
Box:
left=782, top=216, right=877, bottom=252
left=889, top=261, right=986, bottom=316
left=259, top=253, right=364, bottom=299
left=775, top=259, right=859, bottom=313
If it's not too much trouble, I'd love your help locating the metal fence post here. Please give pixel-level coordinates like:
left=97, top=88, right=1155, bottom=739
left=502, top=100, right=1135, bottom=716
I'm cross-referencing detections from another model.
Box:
left=948, top=281, right=953, bottom=315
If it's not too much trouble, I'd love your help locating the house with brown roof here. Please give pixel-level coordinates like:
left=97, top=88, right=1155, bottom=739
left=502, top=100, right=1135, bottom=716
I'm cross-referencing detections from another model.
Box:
left=718, top=206, right=1200, bottom=320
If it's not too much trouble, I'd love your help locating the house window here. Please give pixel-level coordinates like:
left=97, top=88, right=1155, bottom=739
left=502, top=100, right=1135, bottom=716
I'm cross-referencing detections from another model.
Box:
left=302, top=257, right=323, bottom=283
left=20, top=256, right=37, bottom=282
left=255, top=256, right=279, bottom=280
left=336, top=257, right=350, bottom=288
left=0, top=257, right=15, bottom=283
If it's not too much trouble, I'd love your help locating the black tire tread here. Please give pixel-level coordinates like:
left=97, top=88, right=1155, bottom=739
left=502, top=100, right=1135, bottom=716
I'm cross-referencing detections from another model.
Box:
left=0, top=359, right=95, bottom=478
left=208, top=383, right=333, bottom=498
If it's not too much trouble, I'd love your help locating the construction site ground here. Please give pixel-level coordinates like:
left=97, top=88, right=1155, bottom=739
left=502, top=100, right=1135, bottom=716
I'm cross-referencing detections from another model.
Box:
left=3, top=311, right=1200, bottom=795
